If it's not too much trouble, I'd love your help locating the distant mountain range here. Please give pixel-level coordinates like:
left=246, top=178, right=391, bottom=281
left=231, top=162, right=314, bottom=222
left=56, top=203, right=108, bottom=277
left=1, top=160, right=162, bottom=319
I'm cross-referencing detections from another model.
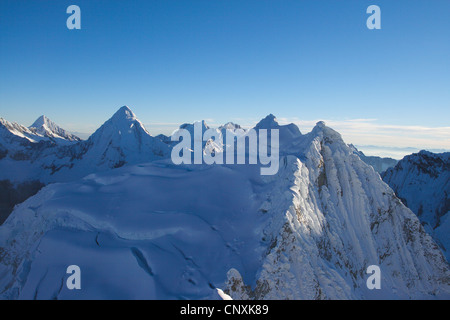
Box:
left=30, top=115, right=81, bottom=143
left=0, top=106, right=448, bottom=299
left=349, top=144, right=398, bottom=174
left=0, top=107, right=169, bottom=183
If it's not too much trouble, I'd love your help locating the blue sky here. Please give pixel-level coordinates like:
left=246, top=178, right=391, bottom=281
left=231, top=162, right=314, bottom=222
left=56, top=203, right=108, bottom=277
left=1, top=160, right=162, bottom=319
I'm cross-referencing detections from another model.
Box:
left=0, top=0, right=449, bottom=156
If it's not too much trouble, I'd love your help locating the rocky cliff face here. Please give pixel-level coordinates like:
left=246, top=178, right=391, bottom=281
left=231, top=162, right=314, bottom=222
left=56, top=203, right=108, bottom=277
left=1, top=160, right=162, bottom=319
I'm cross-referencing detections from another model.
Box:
left=382, top=151, right=450, bottom=261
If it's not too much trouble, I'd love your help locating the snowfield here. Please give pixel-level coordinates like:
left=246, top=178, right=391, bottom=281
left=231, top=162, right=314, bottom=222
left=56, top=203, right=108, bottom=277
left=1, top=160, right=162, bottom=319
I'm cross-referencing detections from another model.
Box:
left=0, top=109, right=449, bottom=300
left=0, top=161, right=276, bottom=299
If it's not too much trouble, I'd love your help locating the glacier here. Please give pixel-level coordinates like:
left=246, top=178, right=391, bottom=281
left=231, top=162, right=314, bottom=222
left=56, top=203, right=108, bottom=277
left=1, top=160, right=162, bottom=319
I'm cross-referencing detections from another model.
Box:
left=0, top=110, right=448, bottom=300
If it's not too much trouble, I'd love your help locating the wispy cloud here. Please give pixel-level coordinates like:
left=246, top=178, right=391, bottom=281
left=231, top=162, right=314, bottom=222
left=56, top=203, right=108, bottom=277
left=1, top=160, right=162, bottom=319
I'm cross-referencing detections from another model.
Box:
left=143, top=117, right=450, bottom=159
left=277, top=118, right=450, bottom=158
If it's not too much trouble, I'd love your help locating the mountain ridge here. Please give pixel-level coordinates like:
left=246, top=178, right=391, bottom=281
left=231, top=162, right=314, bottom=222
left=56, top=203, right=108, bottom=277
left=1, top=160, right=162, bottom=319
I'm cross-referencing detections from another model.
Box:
left=29, top=115, right=81, bottom=142
left=0, top=110, right=448, bottom=299
left=382, top=150, right=450, bottom=261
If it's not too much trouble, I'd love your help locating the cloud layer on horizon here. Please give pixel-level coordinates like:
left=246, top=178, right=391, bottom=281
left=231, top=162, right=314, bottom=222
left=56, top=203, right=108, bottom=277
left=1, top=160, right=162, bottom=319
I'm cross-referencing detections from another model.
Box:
left=142, top=117, right=449, bottom=159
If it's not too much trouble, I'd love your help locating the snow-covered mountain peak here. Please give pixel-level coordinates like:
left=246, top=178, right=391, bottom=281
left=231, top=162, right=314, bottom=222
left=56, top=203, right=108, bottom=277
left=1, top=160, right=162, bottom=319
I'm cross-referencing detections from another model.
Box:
left=1, top=121, right=449, bottom=299
left=0, top=107, right=171, bottom=183
left=1, top=117, right=32, bottom=136
left=254, top=115, right=302, bottom=141
left=389, top=150, right=450, bottom=179
left=382, top=150, right=450, bottom=261
left=218, top=122, right=242, bottom=132
left=1, top=109, right=450, bottom=299
left=111, top=106, right=137, bottom=122
left=310, top=120, right=343, bottom=144
left=30, top=115, right=48, bottom=128
left=93, top=106, right=150, bottom=138
left=179, top=120, right=210, bottom=132
left=0, top=117, right=48, bottom=143
left=316, top=120, right=326, bottom=127
left=175, top=120, right=212, bottom=147
left=255, top=114, right=279, bottom=129
left=29, top=115, right=81, bottom=142
left=415, top=150, right=449, bottom=168
left=73, top=106, right=170, bottom=172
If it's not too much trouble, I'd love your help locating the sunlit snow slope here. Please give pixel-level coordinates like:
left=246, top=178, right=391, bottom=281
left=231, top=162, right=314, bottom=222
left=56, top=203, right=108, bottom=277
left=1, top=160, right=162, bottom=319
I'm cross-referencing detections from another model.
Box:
left=0, top=118, right=448, bottom=300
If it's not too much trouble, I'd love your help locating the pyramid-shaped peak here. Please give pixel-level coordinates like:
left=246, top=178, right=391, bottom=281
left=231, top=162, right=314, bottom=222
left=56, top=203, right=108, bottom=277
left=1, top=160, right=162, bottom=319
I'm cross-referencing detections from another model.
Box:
left=89, top=105, right=152, bottom=142
left=30, top=115, right=61, bottom=131
left=111, top=106, right=136, bottom=121
left=28, top=115, right=81, bottom=141
left=30, top=115, right=51, bottom=128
